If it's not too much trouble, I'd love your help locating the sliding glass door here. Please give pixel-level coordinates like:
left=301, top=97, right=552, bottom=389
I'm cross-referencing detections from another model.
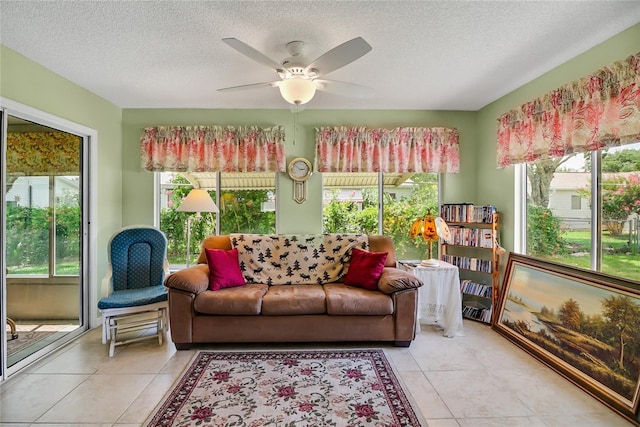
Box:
left=1, top=105, right=90, bottom=377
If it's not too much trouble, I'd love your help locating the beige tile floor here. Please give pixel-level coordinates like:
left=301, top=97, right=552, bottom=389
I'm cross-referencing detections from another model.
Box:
left=0, top=320, right=635, bottom=426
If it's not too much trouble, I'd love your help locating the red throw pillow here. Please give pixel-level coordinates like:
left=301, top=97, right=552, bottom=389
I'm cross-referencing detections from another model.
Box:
left=343, top=248, right=388, bottom=290
left=205, top=248, right=246, bottom=291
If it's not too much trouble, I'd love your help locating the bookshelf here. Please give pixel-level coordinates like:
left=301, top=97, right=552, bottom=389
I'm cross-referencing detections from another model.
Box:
left=439, top=204, right=500, bottom=324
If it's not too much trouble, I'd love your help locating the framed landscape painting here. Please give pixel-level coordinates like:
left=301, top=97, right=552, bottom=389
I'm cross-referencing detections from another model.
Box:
left=494, top=253, right=640, bottom=422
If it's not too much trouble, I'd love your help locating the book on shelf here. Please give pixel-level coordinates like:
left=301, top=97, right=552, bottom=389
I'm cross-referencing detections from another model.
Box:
left=440, top=203, right=496, bottom=223
left=461, top=304, right=492, bottom=323
left=447, top=226, right=497, bottom=248
left=460, top=279, right=492, bottom=298
left=441, top=254, right=492, bottom=273
left=461, top=293, right=492, bottom=322
left=480, top=229, right=494, bottom=248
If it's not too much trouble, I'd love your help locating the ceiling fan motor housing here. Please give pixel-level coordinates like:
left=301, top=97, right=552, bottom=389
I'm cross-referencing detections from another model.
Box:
left=282, top=41, right=314, bottom=77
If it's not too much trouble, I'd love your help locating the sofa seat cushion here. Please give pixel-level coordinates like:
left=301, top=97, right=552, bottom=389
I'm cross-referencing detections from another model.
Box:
left=261, top=284, right=326, bottom=315
left=193, top=284, right=268, bottom=315
left=324, top=283, right=393, bottom=315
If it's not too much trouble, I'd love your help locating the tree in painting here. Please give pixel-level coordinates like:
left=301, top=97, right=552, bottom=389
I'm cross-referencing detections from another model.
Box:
left=559, top=298, right=581, bottom=331
left=601, top=295, right=640, bottom=369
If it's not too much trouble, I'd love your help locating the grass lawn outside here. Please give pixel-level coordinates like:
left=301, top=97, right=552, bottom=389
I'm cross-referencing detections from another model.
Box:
left=8, top=262, right=79, bottom=276
left=542, top=230, right=640, bottom=282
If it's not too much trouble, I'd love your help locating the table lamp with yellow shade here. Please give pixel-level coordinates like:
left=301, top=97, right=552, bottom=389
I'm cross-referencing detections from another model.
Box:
left=410, top=209, right=449, bottom=266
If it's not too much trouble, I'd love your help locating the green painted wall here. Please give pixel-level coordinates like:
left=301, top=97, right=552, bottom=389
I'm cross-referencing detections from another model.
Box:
left=122, top=109, right=477, bottom=233
left=1, top=45, right=123, bottom=318
left=476, top=22, right=640, bottom=257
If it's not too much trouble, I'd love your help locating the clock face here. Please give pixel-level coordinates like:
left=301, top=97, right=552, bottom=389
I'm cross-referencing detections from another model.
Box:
left=288, top=158, right=312, bottom=182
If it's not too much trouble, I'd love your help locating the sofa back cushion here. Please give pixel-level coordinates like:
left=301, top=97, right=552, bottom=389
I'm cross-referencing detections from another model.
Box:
left=196, top=235, right=233, bottom=264
left=368, top=235, right=397, bottom=267
left=196, top=234, right=398, bottom=283
left=198, top=235, right=396, bottom=263
left=231, top=234, right=369, bottom=285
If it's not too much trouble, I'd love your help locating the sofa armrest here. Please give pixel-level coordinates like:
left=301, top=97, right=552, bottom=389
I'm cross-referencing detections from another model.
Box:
left=164, top=264, right=209, bottom=295
left=377, top=267, right=423, bottom=294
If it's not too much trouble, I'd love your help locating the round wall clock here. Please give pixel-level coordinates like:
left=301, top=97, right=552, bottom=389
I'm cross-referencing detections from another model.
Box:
left=287, top=157, right=313, bottom=182
left=287, top=158, right=313, bottom=203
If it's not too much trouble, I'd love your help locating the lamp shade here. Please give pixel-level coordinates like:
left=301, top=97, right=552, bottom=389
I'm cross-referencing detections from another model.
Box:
left=409, top=214, right=438, bottom=243
left=279, top=77, right=316, bottom=105
left=177, top=189, right=219, bottom=213
left=409, top=211, right=441, bottom=260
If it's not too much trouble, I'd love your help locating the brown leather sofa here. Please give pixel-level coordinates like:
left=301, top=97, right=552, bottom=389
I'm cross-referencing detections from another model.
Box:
left=164, top=234, right=423, bottom=349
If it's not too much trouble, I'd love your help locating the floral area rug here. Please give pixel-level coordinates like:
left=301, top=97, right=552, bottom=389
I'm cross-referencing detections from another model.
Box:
left=145, top=349, right=423, bottom=426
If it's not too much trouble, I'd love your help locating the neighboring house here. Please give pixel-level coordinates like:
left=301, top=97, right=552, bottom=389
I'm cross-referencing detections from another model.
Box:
left=5, top=176, right=79, bottom=208
left=548, top=172, right=591, bottom=230
left=549, top=172, right=639, bottom=232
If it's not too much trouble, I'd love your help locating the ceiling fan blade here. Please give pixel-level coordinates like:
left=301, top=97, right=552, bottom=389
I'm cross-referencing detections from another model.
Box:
left=217, top=81, right=279, bottom=92
left=305, top=37, right=372, bottom=77
left=222, top=38, right=282, bottom=71
left=314, top=79, right=374, bottom=99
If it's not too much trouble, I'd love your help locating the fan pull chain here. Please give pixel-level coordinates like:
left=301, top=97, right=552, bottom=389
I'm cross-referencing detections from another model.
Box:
left=293, top=106, right=298, bottom=145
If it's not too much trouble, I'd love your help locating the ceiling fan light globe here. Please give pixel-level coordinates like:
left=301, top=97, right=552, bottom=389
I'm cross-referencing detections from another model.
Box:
left=279, top=78, right=316, bottom=105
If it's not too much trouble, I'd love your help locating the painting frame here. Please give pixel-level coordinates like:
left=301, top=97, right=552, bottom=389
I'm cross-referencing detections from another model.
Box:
left=494, top=253, right=640, bottom=423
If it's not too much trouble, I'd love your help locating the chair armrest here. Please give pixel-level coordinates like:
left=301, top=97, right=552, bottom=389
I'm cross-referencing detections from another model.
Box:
left=164, top=264, right=209, bottom=295
left=377, top=267, right=423, bottom=295
left=100, top=264, right=113, bottom=299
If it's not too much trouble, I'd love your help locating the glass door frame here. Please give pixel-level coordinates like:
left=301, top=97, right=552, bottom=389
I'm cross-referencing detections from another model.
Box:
left=1, top=97, right=98, bottom=380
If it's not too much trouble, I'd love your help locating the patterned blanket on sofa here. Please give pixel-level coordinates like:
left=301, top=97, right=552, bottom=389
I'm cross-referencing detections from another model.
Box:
left=230, top=234, right=369, bottom=285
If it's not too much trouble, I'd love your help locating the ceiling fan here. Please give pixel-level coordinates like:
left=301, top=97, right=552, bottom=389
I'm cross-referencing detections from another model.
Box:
left=217, top=37, right=374, bottom=105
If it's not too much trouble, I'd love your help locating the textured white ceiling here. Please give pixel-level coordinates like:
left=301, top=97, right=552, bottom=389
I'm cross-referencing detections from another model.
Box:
left=1, top=1, right=639, bottom=110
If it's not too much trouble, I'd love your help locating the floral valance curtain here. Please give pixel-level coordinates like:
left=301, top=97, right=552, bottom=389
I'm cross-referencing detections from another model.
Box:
left=140, top=125, right=286, bottom=172
left=315, top=127, right=460, bottom=173
left=7, top=131, right=81, bottom=176
left=497, top=51, right=640, bottom=167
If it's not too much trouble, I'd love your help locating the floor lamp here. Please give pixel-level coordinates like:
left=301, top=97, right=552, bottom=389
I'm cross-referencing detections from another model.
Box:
left=177, top=189, right=219, bottom=267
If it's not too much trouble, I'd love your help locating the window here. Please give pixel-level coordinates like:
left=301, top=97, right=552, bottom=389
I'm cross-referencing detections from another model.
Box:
left=571, top=195, right=581, bottom=210
left=523, top=142, right=640, bottom=282
left=6, top=177, right=81, bottom=276
left=158, top=172, right=276, bottom=268
left=322, top=172, right=380, bottom=235
left=322, top=172, right=439, bottom=260
left=160, top=171, right=440, bottom=267
left=218, top=173, right=276, bottom=235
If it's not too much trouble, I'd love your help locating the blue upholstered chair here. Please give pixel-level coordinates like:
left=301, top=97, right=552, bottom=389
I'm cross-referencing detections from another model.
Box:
left=98, top=226, right=169, bottom=357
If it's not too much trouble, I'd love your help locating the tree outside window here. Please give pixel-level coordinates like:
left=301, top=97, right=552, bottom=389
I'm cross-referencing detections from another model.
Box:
left=524, top=144, right=640, bottom=282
